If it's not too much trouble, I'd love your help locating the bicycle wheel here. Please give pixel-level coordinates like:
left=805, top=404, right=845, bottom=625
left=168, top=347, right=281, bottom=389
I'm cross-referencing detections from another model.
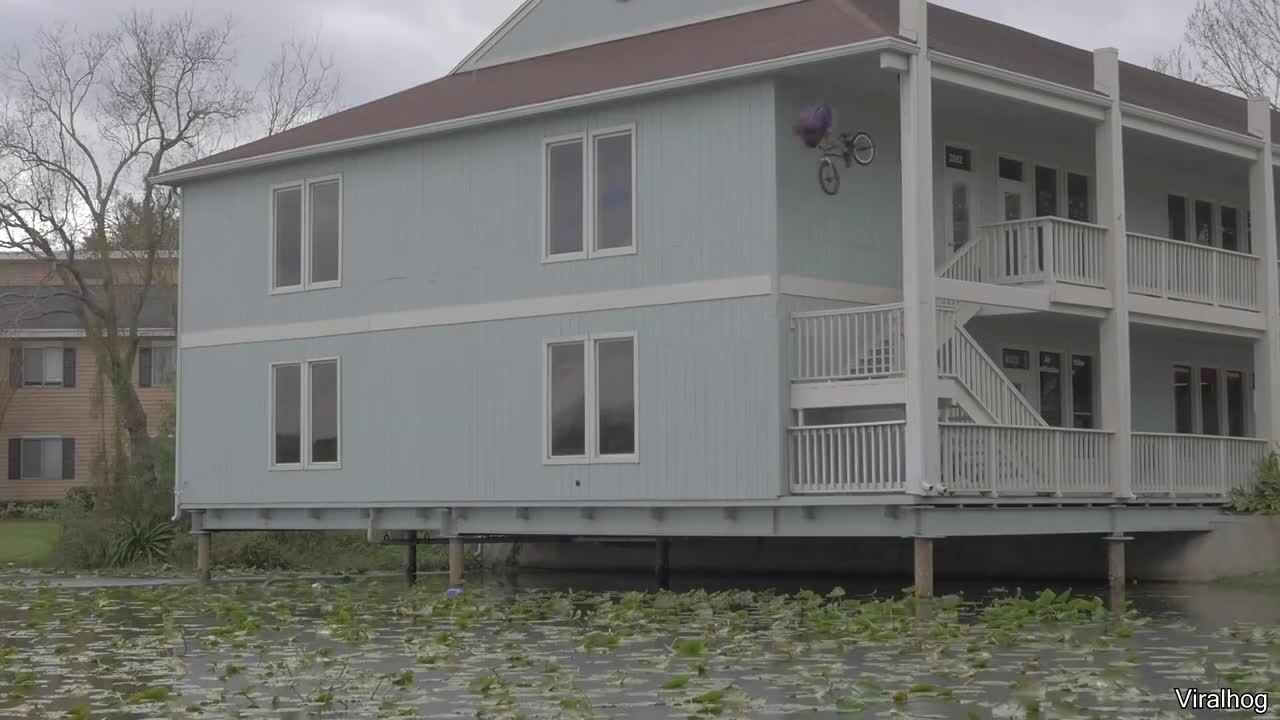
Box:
left=818, top=157, right=841, bottom=196
left=851, top=132, right=875, bottom=166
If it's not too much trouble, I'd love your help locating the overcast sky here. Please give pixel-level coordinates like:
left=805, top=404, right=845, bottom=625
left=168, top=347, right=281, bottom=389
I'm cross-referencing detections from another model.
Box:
left=0, top=0, right=1199, bottom=110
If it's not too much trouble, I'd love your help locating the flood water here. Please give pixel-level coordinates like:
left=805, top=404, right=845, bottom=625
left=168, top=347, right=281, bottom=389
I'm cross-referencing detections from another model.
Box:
left=0, top=571, right=1276, bottom=718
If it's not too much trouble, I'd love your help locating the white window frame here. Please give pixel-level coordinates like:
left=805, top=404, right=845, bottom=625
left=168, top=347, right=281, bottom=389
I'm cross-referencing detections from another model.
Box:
left=21, top=344, right=64, bottom=387
left=1174, top=362, right=1255, bottom=437
left=269, top=357, right=342, bottom=471
left=17, top=434, right=67, bottom=481
left=542, top=332, right=638, bottom=465
left=269, top=175, right=343, bottom=294
left=590, top=125, right=638, bottom=259
left=541, top=125, right=637, bottom=263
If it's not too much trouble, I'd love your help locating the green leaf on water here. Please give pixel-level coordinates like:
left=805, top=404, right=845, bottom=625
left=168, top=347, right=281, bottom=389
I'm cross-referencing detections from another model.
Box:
left=661, top=676, right=691, bottom=690
left=129, top=687, right=171, bottom=704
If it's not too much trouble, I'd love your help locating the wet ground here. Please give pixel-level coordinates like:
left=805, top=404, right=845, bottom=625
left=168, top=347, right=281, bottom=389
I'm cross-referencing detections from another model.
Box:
left=0, top=571, right=1276, bottom=718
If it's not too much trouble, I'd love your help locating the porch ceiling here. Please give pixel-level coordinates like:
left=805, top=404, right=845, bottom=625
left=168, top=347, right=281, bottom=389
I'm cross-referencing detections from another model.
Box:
left=931, top=78, right=1097, bottom=138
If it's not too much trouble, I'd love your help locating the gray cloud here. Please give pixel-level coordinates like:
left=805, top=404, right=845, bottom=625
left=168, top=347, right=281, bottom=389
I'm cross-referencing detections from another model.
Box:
left=0, top=0, right=1194, bottom=111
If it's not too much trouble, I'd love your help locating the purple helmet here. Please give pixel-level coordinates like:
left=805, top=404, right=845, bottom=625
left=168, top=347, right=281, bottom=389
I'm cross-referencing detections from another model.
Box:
left=795, top=104, right=834, bottom=148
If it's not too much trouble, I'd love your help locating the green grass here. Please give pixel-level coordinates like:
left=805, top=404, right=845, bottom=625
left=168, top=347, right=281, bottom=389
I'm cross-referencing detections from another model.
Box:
left=0, top=521, right=61, bottom=566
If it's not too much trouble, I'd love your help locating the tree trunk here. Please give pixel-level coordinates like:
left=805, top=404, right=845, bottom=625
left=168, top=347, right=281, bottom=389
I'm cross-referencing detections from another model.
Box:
left=114, top=364, right=156, bottom=488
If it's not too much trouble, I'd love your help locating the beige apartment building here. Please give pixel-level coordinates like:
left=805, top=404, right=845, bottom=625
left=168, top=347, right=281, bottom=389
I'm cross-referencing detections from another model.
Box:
left=0, top=255, right=176, bottom=502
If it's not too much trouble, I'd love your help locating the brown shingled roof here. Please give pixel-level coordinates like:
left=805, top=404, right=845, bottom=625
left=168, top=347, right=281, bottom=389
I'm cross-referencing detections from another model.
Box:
left=168, top=0, right=897, bottom=177
left=164, top=0, right=1271, bottom=181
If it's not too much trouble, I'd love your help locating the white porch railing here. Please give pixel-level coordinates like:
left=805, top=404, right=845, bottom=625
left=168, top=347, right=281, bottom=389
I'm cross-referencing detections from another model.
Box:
left=939, top=424, right=1113, bottom=496
left=1132, top=433, right=1270, bottom=497
left=789, top=422, right=906, bottom=494
left=937, top=307, right=1046, bottom=427
left=1126, top=233, right=1261, bottom=310
left=939, top=217, right=1108, bottom=287
left=792, top=304, right=904, bottom=382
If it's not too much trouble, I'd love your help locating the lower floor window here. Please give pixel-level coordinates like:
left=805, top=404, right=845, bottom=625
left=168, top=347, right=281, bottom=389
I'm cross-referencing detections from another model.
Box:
left=546, top=333, right=636, bottom=462
left=7, top=437, right=74, bottom=480
left=1174, top=364, right=1250, bottom=437
left=272, top=358, right=341, bottom=468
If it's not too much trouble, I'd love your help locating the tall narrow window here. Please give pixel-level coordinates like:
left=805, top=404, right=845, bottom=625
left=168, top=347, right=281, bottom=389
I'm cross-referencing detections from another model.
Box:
left=1226, top=370, right=1247, bottom=438
left=1067, top=173, right=1090, bottom=222
left=1194, top=200, right=1213, bottom=245
left=1035, top=166, right=1058, bottom=217
left=272, top=363, right=302, bottom=466
left=593, top=130, right=634, bottom=253
left=310, top=360, right=340, bottom=465
left=273, top=186, right=303, bottom=289
left=1071, top=355, right=1094, bottom=429
left=1200, top=367, right=1220, bottom=435
left=1168, top=195, right=1188, bottom=241
left=1221, top=206, right=1241, bottom=252
left=950, top=182, right=971, bottom=250
left=546, top=138, right=585, bottom=258
left=1174, top=365, right=1193, bottom=434
left=1039, top=352, right=1063, bottom=427
left=596, top=337, right=636, bottom=457
left=310, top=179, right=341, bottom=285
left=547, top=341, right=587, bottom=458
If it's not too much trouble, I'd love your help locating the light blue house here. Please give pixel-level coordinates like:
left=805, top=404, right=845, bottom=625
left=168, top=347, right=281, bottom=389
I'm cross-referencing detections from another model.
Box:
left=157, top=0, right=1280, bottom=587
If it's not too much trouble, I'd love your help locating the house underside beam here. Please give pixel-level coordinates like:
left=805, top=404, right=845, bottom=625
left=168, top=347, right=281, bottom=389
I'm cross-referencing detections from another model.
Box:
left=191, top=504, right=1223, bottom=538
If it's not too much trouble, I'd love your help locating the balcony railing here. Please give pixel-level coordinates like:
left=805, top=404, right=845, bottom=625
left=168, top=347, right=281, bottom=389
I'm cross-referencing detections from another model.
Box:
left=1132, top=433, right=1270, bottom=497
left=792, top=304, right=904, bottom=382
left=939, top=424, right=1113, bottom=496
left=789, top=422, right=906, bottom=494
left=1126, top=233, right=1260, bottom=310
left=939, top=217, right=1108, bottom=288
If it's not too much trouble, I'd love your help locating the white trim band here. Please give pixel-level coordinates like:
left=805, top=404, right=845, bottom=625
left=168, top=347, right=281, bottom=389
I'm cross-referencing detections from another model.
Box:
left=181, top=275, right=774, bottom=349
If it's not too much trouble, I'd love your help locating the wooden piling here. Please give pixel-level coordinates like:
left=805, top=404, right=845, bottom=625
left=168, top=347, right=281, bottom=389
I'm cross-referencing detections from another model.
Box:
left=1107, top=535, right=1130, bottom=616
left=404, top=530, right=418, bottom=586
left=196, top=532, right=212, bottom=585
left=655, top=538, right=671, bottom=590
left=448, top=538, right=465, bottom=585
left=913, top=537, right=934, bottom=600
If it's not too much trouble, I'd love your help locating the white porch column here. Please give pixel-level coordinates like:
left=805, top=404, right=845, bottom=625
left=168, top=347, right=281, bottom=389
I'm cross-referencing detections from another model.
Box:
left=1093, top=48, right=1133, bottom=498
left=900, top=0, right=939, bottom=496
left=1248, top=97, right=1280, bottom=442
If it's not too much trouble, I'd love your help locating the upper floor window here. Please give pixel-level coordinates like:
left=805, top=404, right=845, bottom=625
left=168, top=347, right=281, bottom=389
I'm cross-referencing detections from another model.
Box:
left=139, top=343, right=176, bottom=387
left=544, top=126, right=635, bottom=262
left=10, top=346, right=75, bottom=388
left=7, top=436, right=74, bottom=481
left=271, top=358, right=341, bottom=469
left=272, top=176, right=342, bottom=292
left=545, top=333, right=636, bottom=463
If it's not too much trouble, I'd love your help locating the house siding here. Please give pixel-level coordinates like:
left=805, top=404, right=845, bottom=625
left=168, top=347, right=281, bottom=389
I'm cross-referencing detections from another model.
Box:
left=179, top=81, right=778, bottom=337
left=179, top=297, right=780, bottom=507
left=776, top=63, right=903, bottom=288
left=0, top=338, right=175, bottom=501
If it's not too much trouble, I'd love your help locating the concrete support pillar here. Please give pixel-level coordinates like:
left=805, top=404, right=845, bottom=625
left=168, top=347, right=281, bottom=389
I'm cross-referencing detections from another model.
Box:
left=1248, top=97, right=1280, bottom=442
left=403, top=530, right=418, bottom=586
left=913, top=537, right=935, bottom=599
left=655, top=538, right=671, bottom=590
left=1106, top=534, right=1131, bottom=616
left=448, top=538, right=465, bottom=585
left=899, top=0, right=940, bottom=497
left=1093, top=48, right=1134, bottom=499
left=196, top=532, right=212, bottom=585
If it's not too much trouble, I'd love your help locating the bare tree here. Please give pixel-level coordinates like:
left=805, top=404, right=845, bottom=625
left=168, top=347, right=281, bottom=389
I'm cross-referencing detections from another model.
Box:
left=1154, top=0, right=1280, bottom=106
left=0, top=12, right=249, bottom=492
left=258, top=33, right=341, bottom=137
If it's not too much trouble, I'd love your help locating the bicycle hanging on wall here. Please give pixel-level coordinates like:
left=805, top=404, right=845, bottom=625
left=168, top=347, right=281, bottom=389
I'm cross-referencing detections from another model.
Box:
left=794, top=104, right=875, bottom=196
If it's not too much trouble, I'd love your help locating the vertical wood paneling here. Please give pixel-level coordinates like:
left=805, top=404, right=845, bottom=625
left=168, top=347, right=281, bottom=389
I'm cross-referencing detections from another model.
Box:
left=180, top=82, right=778, bottom=337
left=179, top=297, right=781, bottom=507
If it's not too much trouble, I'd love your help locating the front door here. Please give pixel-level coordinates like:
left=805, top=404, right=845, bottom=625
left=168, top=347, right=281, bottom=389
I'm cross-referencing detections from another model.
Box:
left=1000, top=348, right=1035, bottom=411
left=943, top=145, right=976, bottom=259
left=996, top=156, right=1035, bottom=278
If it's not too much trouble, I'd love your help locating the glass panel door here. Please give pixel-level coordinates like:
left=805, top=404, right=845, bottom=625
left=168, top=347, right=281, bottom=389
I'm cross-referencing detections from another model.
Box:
left=1039, top=351, right=1063, bottom=427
